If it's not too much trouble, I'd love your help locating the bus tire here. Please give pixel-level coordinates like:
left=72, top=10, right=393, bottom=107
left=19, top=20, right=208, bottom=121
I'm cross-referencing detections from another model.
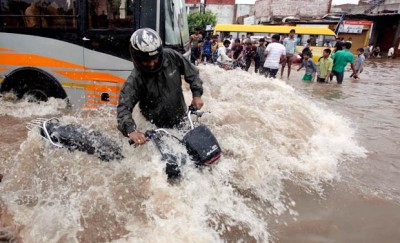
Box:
left=0, top=67, right=67, bottom=102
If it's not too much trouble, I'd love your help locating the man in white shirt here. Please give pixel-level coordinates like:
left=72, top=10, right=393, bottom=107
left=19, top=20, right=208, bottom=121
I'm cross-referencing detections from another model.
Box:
left=217, top=40, right=233, bottom=64
left=263, top=34, right=286, bottom=79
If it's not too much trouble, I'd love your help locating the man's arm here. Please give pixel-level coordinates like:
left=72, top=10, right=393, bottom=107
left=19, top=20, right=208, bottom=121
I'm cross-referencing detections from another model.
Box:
left=117, top=76, right=139, bottom=137
left=236, top=48, right=244, bottom=60
left=297, top=60, right=304, bottom=71
left=350, top=63, right=357, bottom=77
left=220, top=48, right=232, bottom=62
left=326, top=59, right=333, bottom=81
left=311, top=60, right=319, bottom=80
left=173, top=50, right=204, bottom=108
left=264, top=44, right=272, bottom=57
left=312, top=60, right=319, bottom=73
left=280, top=47, right=287, bottom=64
left=117, top=76, right=148, bottom=145
left=187, top=35, right=193, bottom=49
left=358, top=57, right=366, bottom=74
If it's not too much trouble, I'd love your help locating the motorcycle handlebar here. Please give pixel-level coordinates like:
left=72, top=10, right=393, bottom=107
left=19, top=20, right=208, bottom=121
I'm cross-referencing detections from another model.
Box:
left=129, top=106, right=208, bottom=145
left=128, top=130, right=156, bottom=146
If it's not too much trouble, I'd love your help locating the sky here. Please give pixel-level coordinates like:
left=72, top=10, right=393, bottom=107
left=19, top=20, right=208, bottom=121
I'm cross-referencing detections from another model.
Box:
left=235, top=0, right=360, bottom=4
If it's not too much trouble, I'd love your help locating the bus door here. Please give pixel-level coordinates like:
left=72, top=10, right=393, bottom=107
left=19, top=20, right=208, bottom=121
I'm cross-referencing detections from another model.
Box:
left=80, top=0, right=138, bottom=107
left=81, top=0, right=135, bottom=65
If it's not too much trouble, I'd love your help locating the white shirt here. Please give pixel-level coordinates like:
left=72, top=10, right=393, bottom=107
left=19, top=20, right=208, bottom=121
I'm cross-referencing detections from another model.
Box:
left=263, top=42, right=286, bottom=69
left=388, top=47, right=394, bottom=57
left=217, top=46, right=232, bottom=64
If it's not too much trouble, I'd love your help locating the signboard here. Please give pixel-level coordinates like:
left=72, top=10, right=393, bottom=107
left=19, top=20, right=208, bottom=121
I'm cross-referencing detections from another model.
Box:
left=339, top=24, right=364, bottom=34
left=343, top=20, right=373, bottom=26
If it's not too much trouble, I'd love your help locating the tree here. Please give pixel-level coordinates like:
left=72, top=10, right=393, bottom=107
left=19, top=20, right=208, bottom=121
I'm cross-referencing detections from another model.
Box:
left=187, top=11, right=217, bottom=34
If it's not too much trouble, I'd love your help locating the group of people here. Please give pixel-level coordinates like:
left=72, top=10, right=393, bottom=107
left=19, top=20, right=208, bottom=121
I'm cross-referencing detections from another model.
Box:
left=192, top=28, right=363, bottom=84
left=364, top=44, right=395, bottom=59
left=297, top=42, right=362, bottom=84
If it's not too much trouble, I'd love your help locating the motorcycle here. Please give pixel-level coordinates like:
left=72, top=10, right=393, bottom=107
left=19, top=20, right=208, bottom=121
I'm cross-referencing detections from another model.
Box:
left=27, top=106, right=222, bottom=180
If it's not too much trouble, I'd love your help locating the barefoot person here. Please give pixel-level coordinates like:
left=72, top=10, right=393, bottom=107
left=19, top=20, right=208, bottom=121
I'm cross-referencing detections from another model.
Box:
left=281, top=29, right=297, bottom=79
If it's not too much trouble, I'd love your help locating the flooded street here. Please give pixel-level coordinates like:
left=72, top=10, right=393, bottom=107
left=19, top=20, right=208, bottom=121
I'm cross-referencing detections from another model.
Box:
left=1, top=58, right=399, bottom=242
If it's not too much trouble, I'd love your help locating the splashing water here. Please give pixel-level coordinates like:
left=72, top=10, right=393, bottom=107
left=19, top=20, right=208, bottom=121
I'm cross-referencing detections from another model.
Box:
left=0, top=93, right=68, bottom=117
left=0, top=65, right=366, bottom=242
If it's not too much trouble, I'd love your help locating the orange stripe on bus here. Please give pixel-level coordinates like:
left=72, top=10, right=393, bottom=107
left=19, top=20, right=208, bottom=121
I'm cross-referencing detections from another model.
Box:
left=85, top=85, right=121, bottom=93
left=83, top=105, right=117, bottom=109
left=0, top=48, right=16, bottom=52
left=0, top=54, right=86, bottom=69
left=86, top=99, right=118, bottom=106
left=54, top=70, right=125, bottom=83
left=0, top=67, right=7, bottom=72
left=87, top=93, right=119, bottom=100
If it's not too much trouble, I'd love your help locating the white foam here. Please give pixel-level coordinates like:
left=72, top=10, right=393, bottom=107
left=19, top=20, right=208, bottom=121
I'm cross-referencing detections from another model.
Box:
left=0, top=94, right=67, bottom=117
left=0, top=64, right=366, bottom=242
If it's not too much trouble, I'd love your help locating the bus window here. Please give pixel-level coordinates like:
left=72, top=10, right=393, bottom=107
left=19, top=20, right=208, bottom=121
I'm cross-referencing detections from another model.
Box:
left=88, top=0, right=133, bottom=29
left=1, top=0, right=78, bottom=29
left=164, top=0, right=189, bottom=48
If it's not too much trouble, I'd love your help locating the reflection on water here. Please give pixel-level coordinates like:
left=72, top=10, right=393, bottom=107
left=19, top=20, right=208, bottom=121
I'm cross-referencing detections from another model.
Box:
left=0, top=59, right=398, bottom=242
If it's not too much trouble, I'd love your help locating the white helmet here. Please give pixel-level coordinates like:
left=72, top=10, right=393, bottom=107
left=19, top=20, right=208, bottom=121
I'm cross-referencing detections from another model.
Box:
left=129, top=28, right=163, bottom=72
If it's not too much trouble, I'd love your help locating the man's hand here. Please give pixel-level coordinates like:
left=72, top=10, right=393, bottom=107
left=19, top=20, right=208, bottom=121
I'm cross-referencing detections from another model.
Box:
left=129, top=131, right=147, bottom=145
left=191, top=97, right=204, bottom=110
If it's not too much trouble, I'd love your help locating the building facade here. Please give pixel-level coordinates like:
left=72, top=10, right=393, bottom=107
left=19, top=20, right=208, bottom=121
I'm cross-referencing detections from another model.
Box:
left=254, top=0, right=331, bottom=23
left=185, top=0, right=254, bottom=25
left=333, top=0, right=400, bottom=54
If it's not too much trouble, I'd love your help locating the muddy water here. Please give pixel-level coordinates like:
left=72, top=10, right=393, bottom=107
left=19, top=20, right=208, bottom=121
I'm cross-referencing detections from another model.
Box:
left=270, top=58, right=400, bottom=243
left=0, top=59, right=398, bottom=242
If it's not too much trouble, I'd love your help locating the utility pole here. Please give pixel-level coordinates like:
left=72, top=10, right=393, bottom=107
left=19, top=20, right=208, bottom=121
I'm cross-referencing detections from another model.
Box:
left=327, top=0, right=333, bottom=14
left=200, top=0, right=207, bottom=14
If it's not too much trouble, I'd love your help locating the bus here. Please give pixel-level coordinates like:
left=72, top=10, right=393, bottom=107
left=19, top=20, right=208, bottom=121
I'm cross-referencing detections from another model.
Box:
left=213, top=24, right=337, bottom=62
left=0, top=0, right=189, bottom=108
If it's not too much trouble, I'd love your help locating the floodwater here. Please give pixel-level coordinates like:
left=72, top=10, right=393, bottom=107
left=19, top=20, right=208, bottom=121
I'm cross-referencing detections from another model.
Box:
left=0, top=58, right=399, bottom=242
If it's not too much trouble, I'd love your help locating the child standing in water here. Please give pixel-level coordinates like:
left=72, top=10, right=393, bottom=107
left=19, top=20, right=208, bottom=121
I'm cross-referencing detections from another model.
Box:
left=350, top=48, right=365, bottom=79
left=297, top=51, right=318, bottom=81
left=317, top=49, right=333, bottom=83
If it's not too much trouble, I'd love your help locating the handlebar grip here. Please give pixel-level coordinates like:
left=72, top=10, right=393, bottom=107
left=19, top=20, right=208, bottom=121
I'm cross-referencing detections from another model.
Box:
left=128, top=130, right=156, bottom=146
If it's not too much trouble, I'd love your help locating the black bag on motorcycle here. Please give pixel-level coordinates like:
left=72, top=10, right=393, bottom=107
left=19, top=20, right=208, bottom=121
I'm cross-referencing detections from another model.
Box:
left=182, top=125, right=221, bottom=166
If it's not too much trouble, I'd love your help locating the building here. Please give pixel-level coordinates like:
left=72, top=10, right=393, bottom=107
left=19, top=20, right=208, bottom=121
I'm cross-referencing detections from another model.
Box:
left=333, top=0, right=400, bottom=14
left=254, top=0, right=332, bottom=24
left=185, top=0, right=254, bottom=25
left=333, top=0, right=400, bottom=55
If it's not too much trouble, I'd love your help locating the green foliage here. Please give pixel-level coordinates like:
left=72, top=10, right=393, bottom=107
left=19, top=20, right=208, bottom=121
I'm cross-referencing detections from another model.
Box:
left=187, top=11, right=217, bottom=34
